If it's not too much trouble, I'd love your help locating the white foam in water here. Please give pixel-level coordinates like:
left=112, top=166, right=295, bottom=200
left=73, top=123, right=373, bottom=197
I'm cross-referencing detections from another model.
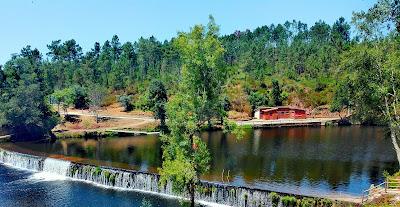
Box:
left=0, top=149, right=280, bottom=207
left=0, top=149, right=42, bottom=171
left=30, top=158, right=71, bottom=181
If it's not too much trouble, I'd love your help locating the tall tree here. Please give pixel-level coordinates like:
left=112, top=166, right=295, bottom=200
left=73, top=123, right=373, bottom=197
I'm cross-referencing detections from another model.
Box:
left=271, top=79, right=283, bottom=106
left=88, top=85, right=106, bottom=123
left=159, top=16, right=242, bottom=207
left=175, top=15, right=227, bottom=127
left=338, top=0, right=400, bottom=165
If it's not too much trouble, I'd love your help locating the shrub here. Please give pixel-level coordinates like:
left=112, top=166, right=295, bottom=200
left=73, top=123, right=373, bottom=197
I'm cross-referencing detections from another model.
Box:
left=318, top=198, right=333, bottom=207
left=70, top=85, right=89, bottom=109
left=109, top=174, right=116, bottom=185
left=315, top=82, right=327, bottom=92
left=300, top=197, right=316, bottom=207
left=281, top=196, right=297, bottom=207
left=64, top=114, right=81, bottom=123
left=268, top=192, right=280, bottom=207
left=227, top=85, right=252, bottom=115
left=104, top=171, right=110, bottom=180
left=102, top=94, right=116, bottom=107
left=118, top=95, right=133, bottom=111
left=93, top=166, right=102, bottom=176
left=134, top=93, right=150, bottom=111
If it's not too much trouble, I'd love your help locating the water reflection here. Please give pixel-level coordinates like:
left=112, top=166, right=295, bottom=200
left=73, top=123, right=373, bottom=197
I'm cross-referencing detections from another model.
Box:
left=9, top=126, right=397, bottom=196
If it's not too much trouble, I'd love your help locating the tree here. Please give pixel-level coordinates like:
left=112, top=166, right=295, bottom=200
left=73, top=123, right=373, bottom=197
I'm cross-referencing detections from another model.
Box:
left=331, top=17, right=351, bottom=51
left=98, top=40, right=112, bottom=86
left=158, top=16, right=242, bottom=207
left=52, top=88, right=73, bottom=114
left=352, top=0, right=400, bottom=38
left=159, top=93, right=210, bottom=207
left=174, top=15, right=227, bottom=127
left=0, top=53, right=58, bottom=140
left=336, top=0, right=400, bottom=165
left=0, top=83, right=59, bottom=140
left=111, top=35, right=122, bottom=62
left=148, top=80, right=168, bottom=131
left=70, top=85, right=89, bottom=109
left=88, top=85, right=106, bottom=123
left=248, top=91, right=269, bottom=115
left=0, top=67, right=5, bottom=89
left=271, top=80, right=283, bottom=106
left=330, top=78, right=352, bottom=118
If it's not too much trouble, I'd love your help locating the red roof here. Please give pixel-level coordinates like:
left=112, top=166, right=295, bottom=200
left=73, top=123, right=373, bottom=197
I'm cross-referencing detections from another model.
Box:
left=257, top=106, right=306, bottom=113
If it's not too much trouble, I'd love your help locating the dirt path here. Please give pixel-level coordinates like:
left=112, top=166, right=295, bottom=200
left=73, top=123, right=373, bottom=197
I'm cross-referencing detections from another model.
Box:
left=61, top=111, right=155, bottom=122
left=55, top=110, right=158, bottom=133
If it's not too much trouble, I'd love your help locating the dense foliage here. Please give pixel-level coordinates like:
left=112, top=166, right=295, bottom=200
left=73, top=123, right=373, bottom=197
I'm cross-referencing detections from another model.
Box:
left=0, top=48, right=58, bottom=140
left=0, top=14, right=359, bottom=119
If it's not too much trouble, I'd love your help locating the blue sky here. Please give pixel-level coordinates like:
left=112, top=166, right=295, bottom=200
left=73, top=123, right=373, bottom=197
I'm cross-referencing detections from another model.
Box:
left=0, top=0, right=376, bottom=64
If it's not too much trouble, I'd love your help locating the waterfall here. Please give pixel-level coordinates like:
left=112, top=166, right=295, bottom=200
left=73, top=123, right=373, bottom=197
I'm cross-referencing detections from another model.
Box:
left=0, top=148, right=333, bottom=207
left=42, top=158, right=71, bottom=176
left=0, top=148, right=43, bottom=171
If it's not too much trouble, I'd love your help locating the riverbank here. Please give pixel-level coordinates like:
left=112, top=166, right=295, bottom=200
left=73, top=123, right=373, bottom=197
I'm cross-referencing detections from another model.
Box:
left=0, top=147, right=358, bottom=206
left=237, top=117, right=342, bottom=128
left=54, top=107, right=344, bottom=139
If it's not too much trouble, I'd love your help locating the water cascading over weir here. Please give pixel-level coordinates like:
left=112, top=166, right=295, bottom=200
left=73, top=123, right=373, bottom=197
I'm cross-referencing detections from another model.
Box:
left=0, top=148, right=337, bottom=207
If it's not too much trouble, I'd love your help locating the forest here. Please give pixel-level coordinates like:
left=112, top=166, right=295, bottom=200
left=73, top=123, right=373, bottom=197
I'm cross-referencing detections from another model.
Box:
left=0, top=0, right=399, bottom=137
left=0, top=18, right=351, bottom=112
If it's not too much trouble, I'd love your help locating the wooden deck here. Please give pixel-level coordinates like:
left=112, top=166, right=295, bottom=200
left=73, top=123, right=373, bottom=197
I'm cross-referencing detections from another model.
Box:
left=237, top=118, right=341, bottom=128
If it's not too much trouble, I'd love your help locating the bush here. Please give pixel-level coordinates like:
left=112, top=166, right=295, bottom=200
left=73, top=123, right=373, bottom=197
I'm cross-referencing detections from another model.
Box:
left=118, top=95, right=133, bottom=111
left=93, top=166, right=102, bottom=176
left=134, top=93, right=150, bottom=111
left=102, top=94, right=116, bottom=107
left=268, top=192, right=280, bottom=207
left=281, top=196, right=297, bottom=207
left=318, top=198, right=333, bottom=207
left=315, top=82, right=327, bottom=92
left=64, top=114, right=81, bottom=123
left=300, top=197, right=315, bottom=207
left=227, top=85, right=252, bottom=115
left=71, top=85, right=89, bottom=109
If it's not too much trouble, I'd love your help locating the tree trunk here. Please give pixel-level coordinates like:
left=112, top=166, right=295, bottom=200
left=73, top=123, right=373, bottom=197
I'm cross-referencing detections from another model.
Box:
left=190, top=181, right=195, bottom=207
left=390, top=125, right=400, bottom=166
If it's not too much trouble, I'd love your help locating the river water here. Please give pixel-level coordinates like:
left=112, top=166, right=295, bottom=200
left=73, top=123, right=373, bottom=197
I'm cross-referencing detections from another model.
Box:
left=0, top=164, right=180, bottom=207
left=0, top=126, right=397, bottom=204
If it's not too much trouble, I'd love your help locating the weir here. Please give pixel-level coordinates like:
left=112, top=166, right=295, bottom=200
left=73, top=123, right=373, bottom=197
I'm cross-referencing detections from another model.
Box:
left=0, top=148, right=345, bottom=207
left=43, top=158, right=71, bottom=176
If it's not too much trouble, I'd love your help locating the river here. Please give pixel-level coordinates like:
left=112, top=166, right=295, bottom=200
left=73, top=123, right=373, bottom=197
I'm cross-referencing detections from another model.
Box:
left=0, top=126, right=397, bottom=205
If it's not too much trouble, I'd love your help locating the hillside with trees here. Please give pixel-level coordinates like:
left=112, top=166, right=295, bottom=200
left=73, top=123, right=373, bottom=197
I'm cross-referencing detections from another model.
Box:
left=0, top=0, right=398, bottom=138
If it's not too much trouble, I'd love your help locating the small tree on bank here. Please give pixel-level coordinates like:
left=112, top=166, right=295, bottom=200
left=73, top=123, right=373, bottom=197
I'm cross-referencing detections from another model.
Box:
left=148, top=80, right=168, bottom=131
left=88, top=85, right=106, bottom=123
left=158, top=16, right=243, bottom=207
left=52, top=88, right=73, bottom=114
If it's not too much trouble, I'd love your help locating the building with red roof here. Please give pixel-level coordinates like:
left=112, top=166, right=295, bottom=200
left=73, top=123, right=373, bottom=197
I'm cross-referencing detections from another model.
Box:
left=254, top=106, right=307, bottom=120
